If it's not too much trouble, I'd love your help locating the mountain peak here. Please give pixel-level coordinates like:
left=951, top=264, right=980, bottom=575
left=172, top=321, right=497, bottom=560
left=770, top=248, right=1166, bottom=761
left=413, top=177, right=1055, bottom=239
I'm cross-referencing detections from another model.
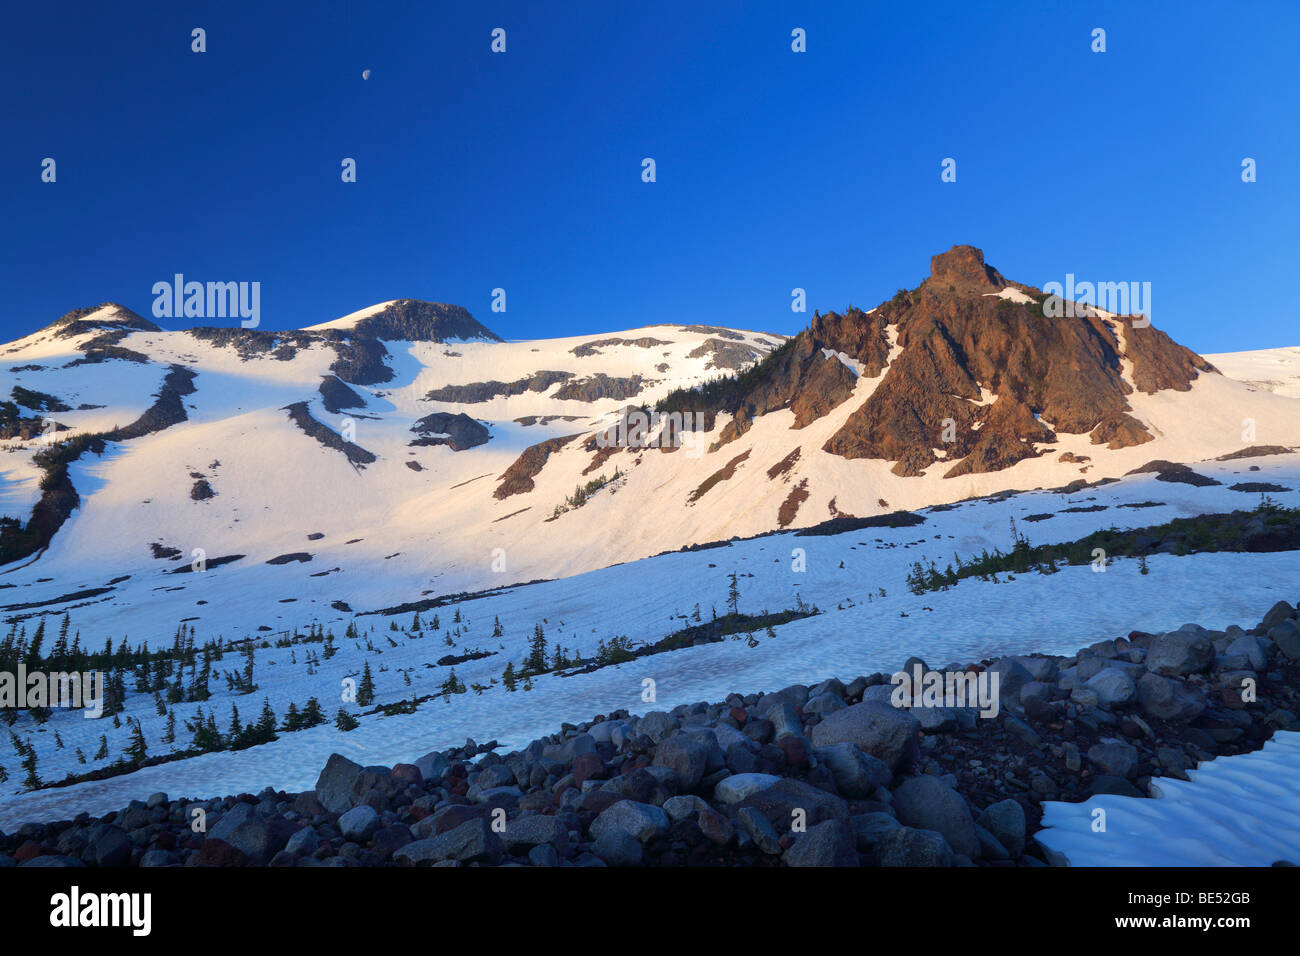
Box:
left=307, top=299, right=503, bottom=343
left=927, top=244, right=1006, bottom=291
left=46, top=303, right=160, bottom=337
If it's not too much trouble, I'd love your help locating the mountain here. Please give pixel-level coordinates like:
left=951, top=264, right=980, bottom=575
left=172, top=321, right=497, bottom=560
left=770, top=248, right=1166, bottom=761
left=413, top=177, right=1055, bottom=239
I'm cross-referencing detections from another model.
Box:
left=1, top=248, right=1298, bottom=644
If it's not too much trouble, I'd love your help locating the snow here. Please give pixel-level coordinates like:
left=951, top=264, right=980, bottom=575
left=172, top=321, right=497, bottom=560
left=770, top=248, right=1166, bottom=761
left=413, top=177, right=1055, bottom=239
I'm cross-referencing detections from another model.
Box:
left=983, top=287, right=1036, bottom=305
left=1205, top=346, right=1300, bottom=400
left=300, top=301, right=396, bottom=332
left=3, top=308, right=1300, bottom=857
left=2, top=456, right=1298, bottom=830
left=1037, top=731, right=1300, bottom=866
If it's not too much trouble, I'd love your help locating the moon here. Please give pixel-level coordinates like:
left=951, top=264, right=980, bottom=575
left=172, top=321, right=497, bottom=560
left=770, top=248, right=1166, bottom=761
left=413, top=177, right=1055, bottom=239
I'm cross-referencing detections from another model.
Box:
left=362, top=69, right=371, bottom=80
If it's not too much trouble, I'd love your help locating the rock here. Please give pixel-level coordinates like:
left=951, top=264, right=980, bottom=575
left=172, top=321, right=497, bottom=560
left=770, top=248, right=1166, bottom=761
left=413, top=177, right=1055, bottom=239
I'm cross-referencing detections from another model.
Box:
left=83, top=826, right=133, bottom=867
left=1090, top=775, right=1144, bottom=798
left=848, top=812, right=902, bottom=851
left=891, top=776, right=979, bottom=858
left=501, top=814, right=568, bottom=856
left=1087, top=740, right=1139, bottom=778
left=338, top=805, right=381, bottom=842
left=1136, top=673, right=1208, bottom=722
left=784, top=819, right=858, bottom=866
left=1086, top=668, right=1137, bottom=707
left=1222, top=635, right=1267, bottom=671
left=590, top=801, right=669, bottom=844
left=285, top=827, right=318, bottom=856
left=542, top=733, right=596, bottom=764
left=698, top=808, right=735, bottom=846
left=737, top=807, right=782, bottom=855
left=1261, top=600, right=1295, bottom=630
left=739, top=777, right=850, bottom=831
left=139, top=849, right=179, bottom=867
left=975, top=824, right=1009, bottom=860
left=197, top=838, right=248, bottom=867
left=146, top=792, right=169, bottom=809
left=987, top=658, right=1035, bottom=704
left=803, top=691, right=846, bottom=718
left=636, top=712, right=677, bottom=743
left=976, top=799, right=1026, bottom=858
left=808, top=701, right=921, bottom=771
left=413, top=750, right=449, bottom=783
left=877, top=827, right=954, bottom=867
left=394, top=819, right=502, bottom=866
left=663, top=795, right=709, bottom=822
left=1146, top=628, right=1214, bottom=677
left=390, top=763, right=422, bottom=787
left=814, top=742, right=892, bottom=797
left=1004, top=715, right=1041, bottom=746
left=1271, top=620, right=1300, bottom=661
left=653, top=733, right=710, bottom=791
left=571, top=752, right=606, bottom=786
left=592, top=829, right=643, bottom=867
left=315, top=753, right=365, bottom=814
left=528, top=844, right=559, bottom=867
left=713, top=772, right=781, bottom=804
left=208, top=804, right=294, bottom=866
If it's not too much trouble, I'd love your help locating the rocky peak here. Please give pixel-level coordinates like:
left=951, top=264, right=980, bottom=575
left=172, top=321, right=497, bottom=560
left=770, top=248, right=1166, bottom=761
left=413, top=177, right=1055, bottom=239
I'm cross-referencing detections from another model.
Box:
left=926, top=245, right=1006, bottom=291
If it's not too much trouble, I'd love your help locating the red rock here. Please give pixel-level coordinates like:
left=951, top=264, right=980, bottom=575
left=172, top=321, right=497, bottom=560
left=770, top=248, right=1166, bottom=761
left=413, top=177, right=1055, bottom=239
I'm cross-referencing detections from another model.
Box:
left=729, top=707, right=748, bottom=725
left=390, top=763, right=422, bottom=786
left=197, top=838, right=249, bottom=867
left=14, top=841, right=44, bottom=863
left=572, top=752, right=607, bottom=785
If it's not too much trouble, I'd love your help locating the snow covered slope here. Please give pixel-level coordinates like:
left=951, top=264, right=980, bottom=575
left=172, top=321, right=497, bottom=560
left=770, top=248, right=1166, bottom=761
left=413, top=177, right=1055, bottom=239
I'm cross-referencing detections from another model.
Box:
left=1204, top=346, right=1300, bottom=400
left=1, top=451, right=1297, bottom=829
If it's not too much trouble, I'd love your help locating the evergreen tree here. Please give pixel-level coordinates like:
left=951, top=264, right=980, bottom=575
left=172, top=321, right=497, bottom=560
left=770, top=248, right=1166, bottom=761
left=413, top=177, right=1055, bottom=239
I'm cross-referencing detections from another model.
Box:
left=335, top=708, right=359, bottom=731
left=301, top=697, right=326, bottom=728
left=94, top=735, right=108, bottom=760
left=357, top=662, right=375, bottom=706
left=126, top=720, right=147, bottom=763
left=162, top=710, right=176, bottom=745
left=502, top=661, right=517, bottom=692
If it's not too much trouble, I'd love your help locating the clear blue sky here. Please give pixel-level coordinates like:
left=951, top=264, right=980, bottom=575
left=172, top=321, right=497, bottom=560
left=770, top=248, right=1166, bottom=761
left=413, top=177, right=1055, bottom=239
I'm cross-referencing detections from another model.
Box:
left=2, top=0, right=1296, bottom=351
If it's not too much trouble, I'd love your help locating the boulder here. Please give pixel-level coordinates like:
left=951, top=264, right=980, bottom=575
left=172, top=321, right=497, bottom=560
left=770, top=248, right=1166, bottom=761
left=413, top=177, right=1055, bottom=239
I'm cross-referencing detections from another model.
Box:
left=890, top=776, right=978, bottom=858
left=808, top=701, right=921, bottom=771
left=783, top=820, right=858, bottom=867
left=814, top=742, right=892, bottom=797
left=877, top=827, right=954, bottom=866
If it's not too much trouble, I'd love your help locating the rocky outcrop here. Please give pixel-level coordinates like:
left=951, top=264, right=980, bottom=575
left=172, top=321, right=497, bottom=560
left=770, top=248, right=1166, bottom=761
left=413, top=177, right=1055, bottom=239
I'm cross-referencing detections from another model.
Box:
left=425, top=371, right=573, bottom=404
left=409, top=413, right=490, bottom=451
left=494, top=434, right=581, bottom=499
left=659, top=246, right=1213, bottom=479
left=283, top=402, right=377, bottom=468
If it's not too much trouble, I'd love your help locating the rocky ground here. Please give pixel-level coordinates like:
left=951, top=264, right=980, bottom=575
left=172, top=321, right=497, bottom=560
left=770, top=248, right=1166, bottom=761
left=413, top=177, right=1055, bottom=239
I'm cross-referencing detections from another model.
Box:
left=3, top=598, right=1298, bottom=868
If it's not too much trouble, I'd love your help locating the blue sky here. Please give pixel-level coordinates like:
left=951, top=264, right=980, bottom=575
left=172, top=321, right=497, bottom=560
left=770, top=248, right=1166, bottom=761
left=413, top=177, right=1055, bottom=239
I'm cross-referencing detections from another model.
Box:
left=2, top=0, right=1296, bottom=351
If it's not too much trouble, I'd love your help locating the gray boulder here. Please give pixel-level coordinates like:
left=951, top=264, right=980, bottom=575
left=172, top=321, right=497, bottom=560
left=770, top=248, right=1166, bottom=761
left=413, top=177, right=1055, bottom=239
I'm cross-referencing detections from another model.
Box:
left=814, top=742, right=892, bottom=798
left=1137, top=672, right=1208, bottom=722
left=315, top=753, right=365, bottom=814
left=891, top=776, right=978, bottom=858
left=808, top=701, right=921, bottom=771
left=338, top=805, right=381, bottom=842
left=1146, top=627, right=1214, bottom=677
left=653, top=733, right=710, bottom=791
left=877, top=827, right=954, bottom=866
left=590, top=800, right=669, bottom=844
left=976, top=799, right=1026, bottom=858
left=783, top=820, right=858, bottom=867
